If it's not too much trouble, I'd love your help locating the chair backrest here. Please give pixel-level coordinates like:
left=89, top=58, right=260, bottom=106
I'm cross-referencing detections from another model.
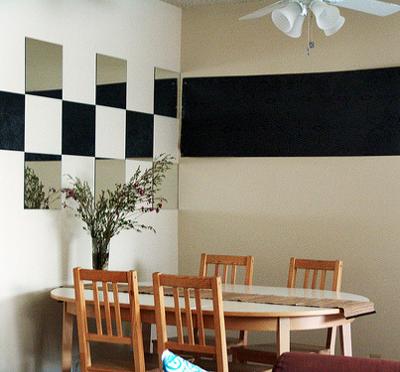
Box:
left=199, top=253, right=254, bottom=285
left=287, top=257, right=343, bottom=291
left=153, top=272, right=229, bottom=372
left=73, top=267, right=145, bottom=372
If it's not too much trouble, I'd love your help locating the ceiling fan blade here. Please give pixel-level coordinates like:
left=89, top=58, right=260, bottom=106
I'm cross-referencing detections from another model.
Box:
left=239, top=0, right=288, bottom=20
left=331, top=0, right=400, bottom=16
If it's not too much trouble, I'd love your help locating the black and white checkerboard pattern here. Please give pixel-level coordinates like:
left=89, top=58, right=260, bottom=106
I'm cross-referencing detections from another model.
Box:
left=0, top=44, right=179, bottom=209
left=0, top=89, right=177, bottom=159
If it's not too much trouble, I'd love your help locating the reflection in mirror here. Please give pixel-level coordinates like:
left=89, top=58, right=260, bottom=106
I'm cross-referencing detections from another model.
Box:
left=24, top=153, right=61, bottom=209
left=125, top=159, right=153, bottom=183
left=154, top=68, right=180, bottom=118
left=25, top=38, right=62, bottom=99
left=96, top=54, right=127, bottom=109
left=126, top=159, right=153, bottom=209
left=95, top=159, right=125, bottom=202
left=155, top=162, right=178, bottom=210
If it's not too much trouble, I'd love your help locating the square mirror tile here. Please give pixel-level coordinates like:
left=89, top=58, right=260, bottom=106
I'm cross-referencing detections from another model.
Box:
left=95, top=158, right=125, bottom=202
left=154, top=67, right=179, bottom=118
left=24, top=153, right=61, bottom=209
left=153, top=115, right=179, bottom=160
left=96, top=54, right=127, bottom=109
left=25, top=38, right=62, bottom=99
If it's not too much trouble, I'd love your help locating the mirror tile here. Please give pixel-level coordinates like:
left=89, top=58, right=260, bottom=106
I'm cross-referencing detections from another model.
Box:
left=25, top=38, right=62, bottom=99
left=24, top=153, right=61, bottom=209
left=154, top=68, right=179, bottom=118
left=95, top=158, right=125, bottom=202
left=96, top=54, right=127, bottom=109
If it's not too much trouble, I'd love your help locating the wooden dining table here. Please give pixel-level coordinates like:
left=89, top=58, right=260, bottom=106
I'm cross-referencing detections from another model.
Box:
left=50, top=283, right=373, bottom=372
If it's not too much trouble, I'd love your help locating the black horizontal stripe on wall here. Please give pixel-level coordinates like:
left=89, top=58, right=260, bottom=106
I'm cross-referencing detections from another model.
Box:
left=0, top=90, right=25, bottom=151
left=181, top=67, right=400, bottom=157
left=25, top=153, right=61, bottom=161
left=154, top=78, right=178, bottom=118
left=96, top=82, right=126, bottom=109
left=126, top=111, right=154, bottom=158
left=62, top=101, right=95, bottom=157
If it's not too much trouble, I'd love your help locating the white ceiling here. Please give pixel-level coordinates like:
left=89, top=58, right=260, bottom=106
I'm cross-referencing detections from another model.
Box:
left=161, top=0, right=265, bottom=7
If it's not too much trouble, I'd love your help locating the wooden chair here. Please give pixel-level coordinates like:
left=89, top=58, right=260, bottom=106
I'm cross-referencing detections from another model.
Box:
left=73, top=267, right=159, bottom=372
left=152, top=272, right=270, bottom=372
left=200, top=253, right=254, bottom=349
left=231, top=257, right=343, bottom=365
left=199, top=253, right=254, bottom=286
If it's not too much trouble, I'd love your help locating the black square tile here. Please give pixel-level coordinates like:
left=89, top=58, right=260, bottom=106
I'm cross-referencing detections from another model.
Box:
left=96, top=83, right=126, bottom=109
left=125, top=111, right=154, bottom=158
left=0, top=90, right=25, bottom=151
left=154, top=78, right=178, bottom=118
left=62, top=101, right=95, bottom=156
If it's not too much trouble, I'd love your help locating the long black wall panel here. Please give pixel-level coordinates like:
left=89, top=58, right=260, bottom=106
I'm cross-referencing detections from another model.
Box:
left=181, top=67, right=400, bottom=157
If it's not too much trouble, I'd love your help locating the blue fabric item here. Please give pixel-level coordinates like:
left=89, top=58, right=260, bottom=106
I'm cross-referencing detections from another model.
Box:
left=162, top=350, right=207, bottom=372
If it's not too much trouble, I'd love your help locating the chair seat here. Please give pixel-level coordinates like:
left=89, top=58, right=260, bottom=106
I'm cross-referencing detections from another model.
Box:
left=232, top=343, right=330, bottom=365
left=196, top=357, right=272, bottom=372
left=153, top=335, right=244, bottom=354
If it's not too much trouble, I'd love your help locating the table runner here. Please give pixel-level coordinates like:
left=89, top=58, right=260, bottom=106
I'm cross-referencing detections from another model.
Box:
left=137, top=286, right=375, bottom=319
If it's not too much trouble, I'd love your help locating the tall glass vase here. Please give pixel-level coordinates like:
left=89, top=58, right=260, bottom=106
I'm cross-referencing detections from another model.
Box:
left=91, top=237, right=110, bottom=270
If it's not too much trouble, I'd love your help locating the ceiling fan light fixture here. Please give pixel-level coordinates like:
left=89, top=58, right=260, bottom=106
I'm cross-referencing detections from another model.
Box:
left=286, top=14, right=306, bottom=38
left=324, top=15, right=345, bottom=36
left=271, top=2, right=302, bottom=33
left=311, top=0, right=341, bottom=30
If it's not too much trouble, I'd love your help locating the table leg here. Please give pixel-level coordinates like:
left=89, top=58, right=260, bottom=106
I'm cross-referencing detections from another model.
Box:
left=142, top=323, right=152, bottom=353
left=62, top=302, right=74, bottom=372
left=326, top=326, right=337, bottom=355
left=276, top=317, right=291, bottom=356
left=340, top=323, right=352, bottom=356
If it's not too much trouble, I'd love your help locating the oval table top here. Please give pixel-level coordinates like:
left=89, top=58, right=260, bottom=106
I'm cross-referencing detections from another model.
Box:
left=50, top=283, right=370, bottom=319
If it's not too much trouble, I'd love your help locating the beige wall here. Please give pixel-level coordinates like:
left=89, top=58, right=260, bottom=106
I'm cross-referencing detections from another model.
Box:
left=179, top=2, right=400, bottom=359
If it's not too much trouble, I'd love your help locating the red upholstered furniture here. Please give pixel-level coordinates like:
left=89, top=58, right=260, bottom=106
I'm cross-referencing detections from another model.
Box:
left=273, top=352, right=400, bottom=372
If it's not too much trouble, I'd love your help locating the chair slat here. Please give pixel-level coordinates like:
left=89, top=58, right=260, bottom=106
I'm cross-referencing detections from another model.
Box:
left=184, top=288, right=195, bottom=344
left=214, top=263, right=220, bottom=277
left=231, top=265, right=237, bottom=284
left=320, top=270, right=327, bottom=290
left=194, top=288, right=205, bottom=345
left=112, top=282, right=123, bottom=337
left=92, top=281, right=103, bottom=335
left=102, top=281, right=113, bottom=335
left=223, top=265, right=228, bottom=283
left=311, top=270, right=318, bottom=289
left=173, top=287, right=184, bottom=344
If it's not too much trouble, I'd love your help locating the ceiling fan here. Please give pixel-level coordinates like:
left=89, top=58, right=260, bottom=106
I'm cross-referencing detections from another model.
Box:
left=239, top=0, right=400, bottom=38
